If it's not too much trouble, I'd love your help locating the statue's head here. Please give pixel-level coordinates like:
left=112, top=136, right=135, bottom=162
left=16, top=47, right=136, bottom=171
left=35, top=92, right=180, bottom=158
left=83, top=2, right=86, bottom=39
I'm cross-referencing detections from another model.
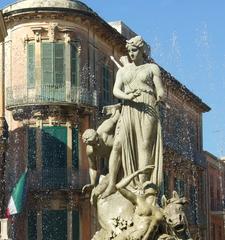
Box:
left=143, top=181, right=158, bottom=196
left=126, top=36, right=150, bottom=62
left=82, top=129, right=98, bottom=145
left=161, top=191, right=189, bottom=235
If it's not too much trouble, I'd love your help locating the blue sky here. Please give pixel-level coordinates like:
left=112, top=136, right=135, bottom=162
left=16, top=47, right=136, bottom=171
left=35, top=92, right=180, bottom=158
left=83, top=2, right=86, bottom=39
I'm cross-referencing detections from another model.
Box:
left=0, top=0, right=224, bottom=157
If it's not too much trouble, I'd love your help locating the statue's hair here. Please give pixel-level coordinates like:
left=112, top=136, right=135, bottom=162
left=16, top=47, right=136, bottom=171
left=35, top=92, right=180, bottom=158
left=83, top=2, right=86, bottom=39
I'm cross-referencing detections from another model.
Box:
left=143, top=182, right=158, bottom=193
left=126, top=36, right=150, bottom=61
left=82, top=129, right=97, bottom=140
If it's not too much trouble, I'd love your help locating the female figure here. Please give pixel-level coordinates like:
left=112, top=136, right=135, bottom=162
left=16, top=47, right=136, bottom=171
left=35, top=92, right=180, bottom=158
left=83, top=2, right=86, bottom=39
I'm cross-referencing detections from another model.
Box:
left=102, top=36, right=165, bottom=198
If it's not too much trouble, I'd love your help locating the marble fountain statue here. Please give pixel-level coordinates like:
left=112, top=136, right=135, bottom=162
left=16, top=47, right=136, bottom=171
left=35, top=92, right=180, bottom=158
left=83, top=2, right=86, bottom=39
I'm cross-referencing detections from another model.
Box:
left=82, top=36, right=193, bottom=240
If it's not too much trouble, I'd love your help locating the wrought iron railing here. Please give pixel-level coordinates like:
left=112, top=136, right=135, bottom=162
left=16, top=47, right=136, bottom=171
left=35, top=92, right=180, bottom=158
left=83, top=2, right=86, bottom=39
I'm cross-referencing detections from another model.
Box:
left=27, top=168, right=90, bottom=191
left=6, top=84, right=97, bottom=108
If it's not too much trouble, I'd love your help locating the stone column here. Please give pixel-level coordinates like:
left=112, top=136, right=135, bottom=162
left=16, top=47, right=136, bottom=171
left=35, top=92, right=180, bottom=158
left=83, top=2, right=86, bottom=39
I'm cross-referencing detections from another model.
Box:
left=0, top=218, right=11, bottom=240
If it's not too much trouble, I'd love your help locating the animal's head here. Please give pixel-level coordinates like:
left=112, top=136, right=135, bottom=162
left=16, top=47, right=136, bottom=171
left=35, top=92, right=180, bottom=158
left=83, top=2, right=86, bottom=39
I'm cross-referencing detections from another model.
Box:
left=161, top=191, right=188, bottom=234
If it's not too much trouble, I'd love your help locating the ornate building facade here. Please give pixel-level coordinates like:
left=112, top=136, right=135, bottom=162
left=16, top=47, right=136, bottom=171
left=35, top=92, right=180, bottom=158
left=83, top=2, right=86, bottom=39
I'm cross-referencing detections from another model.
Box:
left=0, top=0, right=211, bottom=239
left=205, top=151, right=225, bottom=240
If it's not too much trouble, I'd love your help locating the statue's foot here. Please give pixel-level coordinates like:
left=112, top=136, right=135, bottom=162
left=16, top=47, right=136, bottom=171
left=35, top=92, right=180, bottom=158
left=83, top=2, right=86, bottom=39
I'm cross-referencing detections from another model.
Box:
left=101, top=185, right=116, bottom=199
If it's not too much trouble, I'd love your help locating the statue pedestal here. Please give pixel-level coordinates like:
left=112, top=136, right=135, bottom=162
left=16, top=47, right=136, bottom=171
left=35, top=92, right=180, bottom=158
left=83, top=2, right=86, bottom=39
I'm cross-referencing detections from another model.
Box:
left=0, top=218, right=11, bottom=240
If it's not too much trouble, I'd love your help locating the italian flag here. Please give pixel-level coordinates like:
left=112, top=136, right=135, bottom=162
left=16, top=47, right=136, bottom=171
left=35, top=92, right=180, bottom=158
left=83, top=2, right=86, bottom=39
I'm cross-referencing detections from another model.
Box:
left=6, top=169, right=28, bottom=218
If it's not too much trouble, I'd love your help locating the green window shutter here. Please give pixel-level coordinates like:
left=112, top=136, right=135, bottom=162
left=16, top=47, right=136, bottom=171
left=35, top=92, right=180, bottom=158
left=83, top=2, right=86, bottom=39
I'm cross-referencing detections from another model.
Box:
left=28, top=210, right=37, bottom=240
left=42, top=210, right=67, bottom=240
left=42, top=43, right=54, bottom=85
left=72, top=128, right=79, bottom=169
left=42, top=126, right=67, bottom=188
left=54, top=43, right=65, bottom=85
left=42, top=126, right=67, bottom=168
left=28, top=128, right=36, bottom=170
left=71, top=44, right=78, bottom=86
left=27, top=43, right=35, bottom=88
left=72, top=210, right=80, bottom=240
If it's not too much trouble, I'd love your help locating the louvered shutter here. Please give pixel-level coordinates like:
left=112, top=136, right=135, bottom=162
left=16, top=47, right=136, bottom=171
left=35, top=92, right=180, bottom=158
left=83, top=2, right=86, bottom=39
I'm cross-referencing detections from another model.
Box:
left=71, top=44, right=78, bottom=87
left=42, top=43, right=53, bottom=84
left=54, top=43, right=64, bottom=85
left=27, top=43, right=35, bottom=88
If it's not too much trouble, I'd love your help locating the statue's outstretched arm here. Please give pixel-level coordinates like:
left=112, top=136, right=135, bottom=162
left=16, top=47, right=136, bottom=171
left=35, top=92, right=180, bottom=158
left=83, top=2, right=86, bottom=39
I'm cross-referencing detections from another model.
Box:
left=116, top=165, right=154, bottom=190
left=115, top=166, right=153, bottom=205
left=118, top=188, right=137, bottom=205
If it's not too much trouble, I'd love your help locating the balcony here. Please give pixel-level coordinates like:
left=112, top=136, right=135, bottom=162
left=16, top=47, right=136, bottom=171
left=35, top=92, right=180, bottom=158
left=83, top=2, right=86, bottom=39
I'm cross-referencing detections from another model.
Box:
left=6, top=84, right=97, bottom=109
left=28, top=168, right=90, bottom=191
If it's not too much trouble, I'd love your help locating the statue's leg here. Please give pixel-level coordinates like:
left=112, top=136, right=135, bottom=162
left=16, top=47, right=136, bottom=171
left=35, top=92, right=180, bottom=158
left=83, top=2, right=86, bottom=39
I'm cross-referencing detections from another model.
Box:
left=139, top=116, right=157, bottom=183
left=101, top=139, right=122, bottom=198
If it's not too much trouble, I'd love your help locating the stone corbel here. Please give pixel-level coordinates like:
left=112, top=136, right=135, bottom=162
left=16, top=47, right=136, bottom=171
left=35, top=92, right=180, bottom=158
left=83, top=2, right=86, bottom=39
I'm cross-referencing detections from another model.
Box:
left=73, top=41, right=82, bottom=56
left=23, top=34, right=37, bottom=51
left=23, top=34, right=29, bottom=49
left=64, top=33, right=71, bottom=43
left=31, top=27, right=45, bottom=42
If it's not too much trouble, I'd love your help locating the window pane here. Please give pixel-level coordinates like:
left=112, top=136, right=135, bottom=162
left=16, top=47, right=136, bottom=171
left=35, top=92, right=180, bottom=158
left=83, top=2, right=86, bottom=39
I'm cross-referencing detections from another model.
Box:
left=72, top=128, right=79, bottom=169
left=42, top=210, right=67, bottom=240
left=27, top=43, right=35, bottom=88
left=28, top=128, right=36, bottom=170
left=72, top=210, right=80, bottom=240
left=102, top=65, right=110, bottom=105
left=28, top=210, right=37, bottom=240
left=189, top=185, right=197, bottom=224
left=163, top=173, right=169, bottom=197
